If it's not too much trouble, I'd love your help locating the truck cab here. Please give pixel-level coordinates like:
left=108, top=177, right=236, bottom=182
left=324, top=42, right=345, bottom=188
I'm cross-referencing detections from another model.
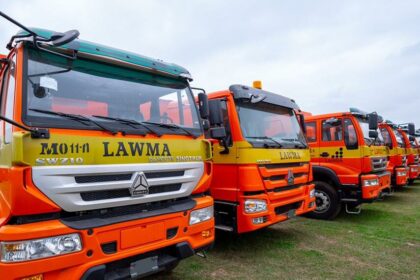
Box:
left=379, top=122, right=409, bottom=187
left=304, top=109, right=391, bottom=219
left=206, top=84, right=315, bottom=234
left=398, top=124, right=419, bottom=184
left=0, top=27, right=214, bottom=279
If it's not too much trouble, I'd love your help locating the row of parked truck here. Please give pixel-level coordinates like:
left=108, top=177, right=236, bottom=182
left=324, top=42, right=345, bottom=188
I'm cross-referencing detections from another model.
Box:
left=0, top=13, right=419, bottom=279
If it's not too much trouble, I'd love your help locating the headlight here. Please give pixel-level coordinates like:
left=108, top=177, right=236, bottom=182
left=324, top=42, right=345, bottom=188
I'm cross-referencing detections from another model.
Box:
left=244, top=199, right=267, bottom=213
left=397, top=171, right=407, bottom=177
left=309, top=189, right=315, bottom=198
left=189, top=206, right=213, bottom=225
left=363, top=178, right=379, bottom=187
left=411, top=167, right=418, bottom=172
left=1, top=233, right=82, bottom=263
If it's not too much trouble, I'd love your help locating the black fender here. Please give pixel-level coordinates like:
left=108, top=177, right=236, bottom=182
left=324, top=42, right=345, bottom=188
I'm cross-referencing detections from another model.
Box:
left=312, top=166, right=341, bottom=188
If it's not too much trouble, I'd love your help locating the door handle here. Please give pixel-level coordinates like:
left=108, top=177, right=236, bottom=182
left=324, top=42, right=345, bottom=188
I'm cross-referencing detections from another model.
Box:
left=320, top=152, right=330, bottom=158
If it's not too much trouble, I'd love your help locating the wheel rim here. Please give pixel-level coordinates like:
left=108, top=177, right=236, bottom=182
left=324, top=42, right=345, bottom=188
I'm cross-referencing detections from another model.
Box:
left=314, top=190, right=331, bottom=213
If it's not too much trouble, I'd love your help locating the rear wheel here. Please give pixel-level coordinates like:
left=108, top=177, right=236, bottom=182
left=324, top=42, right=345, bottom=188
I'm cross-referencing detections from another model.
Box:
left=306, top=181, right=341, bottom=220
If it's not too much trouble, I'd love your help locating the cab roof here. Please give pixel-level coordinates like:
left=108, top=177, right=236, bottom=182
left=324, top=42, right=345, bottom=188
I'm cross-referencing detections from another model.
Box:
left=16, top=28, right=191, bottom=80
left=305, top=112, right=353, bottom=121
left=229, top=84, right=300, bottom=110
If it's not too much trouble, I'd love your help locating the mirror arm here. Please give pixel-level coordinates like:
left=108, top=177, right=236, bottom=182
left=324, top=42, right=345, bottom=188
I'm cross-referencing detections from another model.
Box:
left=219, top=139, right=230, bottom=154
left=0, top=115, right=49, bottom=139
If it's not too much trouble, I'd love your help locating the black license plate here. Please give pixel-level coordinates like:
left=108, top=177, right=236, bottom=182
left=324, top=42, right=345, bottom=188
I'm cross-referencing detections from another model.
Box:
left=130, top=256, right=159, bottom=278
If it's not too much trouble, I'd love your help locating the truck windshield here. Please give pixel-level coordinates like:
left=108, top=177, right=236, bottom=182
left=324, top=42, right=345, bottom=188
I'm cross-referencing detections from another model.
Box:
left=236, top=102, right=307, bottom=148
left=393, top=129, right=405, bottom=148
left=356, top=117, right=384, bottom=146
left=23, top=48, right=201, bottom=136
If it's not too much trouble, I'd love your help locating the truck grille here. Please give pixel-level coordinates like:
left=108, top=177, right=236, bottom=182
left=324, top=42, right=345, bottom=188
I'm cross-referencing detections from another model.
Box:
left=32, top=162, right=204, bottom=212
left=414, top=155, right=419, bottom=164
left=371, top=157, right=387, bottom=172
left=258, top=162, right=310, bottom=190
left=402, top=156, right=407, bottom=166
left=80, top=184, right=182, bottom=201
left=75, top=171, right=185, bottom=184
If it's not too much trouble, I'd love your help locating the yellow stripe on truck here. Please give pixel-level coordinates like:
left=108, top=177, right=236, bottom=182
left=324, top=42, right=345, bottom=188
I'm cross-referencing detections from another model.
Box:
left=12, top=132, right=212, bottom=166
left=212, top=141, right=310, bottom=164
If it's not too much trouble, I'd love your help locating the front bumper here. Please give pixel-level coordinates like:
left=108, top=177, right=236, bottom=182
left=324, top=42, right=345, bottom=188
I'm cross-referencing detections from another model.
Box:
left=236, top=184, right=315, bottom=234
left=361, top=171, right=391, bottom=200
left=394, top=167, right=409, bottom=186
left=0, top=196, right=214, bottom=280
left=408, top=164, right=419, bottom=179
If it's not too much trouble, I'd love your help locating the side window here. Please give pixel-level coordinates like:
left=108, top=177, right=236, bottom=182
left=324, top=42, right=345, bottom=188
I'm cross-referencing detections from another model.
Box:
left=343, top=118, right=358, bottom=149
left=220, top=100, right=232, bottom=146
left=322, top=119, right=343, bottom=141
left=380, top=128, right=392, bottom=148
left=305, top=121, right=317, bottom=142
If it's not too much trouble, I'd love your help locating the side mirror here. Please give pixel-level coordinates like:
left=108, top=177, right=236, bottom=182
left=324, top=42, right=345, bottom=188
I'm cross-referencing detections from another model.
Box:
left=209, top=126, right=227, bottom=140
left=369, top=130, right=378, bottom=139
left=408, top=123, right=415, bottom=136
left=208, top=100, right=223, bottom=126
left=368, top=113, right=378, bottom=130
left=325, top=117, right=341, bottom=127
left=198, top=93, right=209, bottom=119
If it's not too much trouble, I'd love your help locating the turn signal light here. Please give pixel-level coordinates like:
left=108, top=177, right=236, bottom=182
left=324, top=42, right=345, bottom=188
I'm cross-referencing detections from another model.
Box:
left=21, top=274, right=43, bottom=280
left=201, top=230, right=211, bottom=238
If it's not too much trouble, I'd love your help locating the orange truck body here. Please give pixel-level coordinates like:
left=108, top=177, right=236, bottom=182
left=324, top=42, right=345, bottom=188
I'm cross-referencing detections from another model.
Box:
left=305, top=111, right=391, bottom=219
left=379, top=123, right=409, bottom=187
left=0, top=32, right=214, bottom=279
left=399, top=129, right=419, bottom=183
left=207, top=85, right=315, bottom=234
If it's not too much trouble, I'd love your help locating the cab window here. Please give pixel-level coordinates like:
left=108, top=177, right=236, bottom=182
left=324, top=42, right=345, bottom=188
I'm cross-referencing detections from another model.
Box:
left=305, top=121, right=317, bottom=142
left=322, top=119, right=343, bottom=141
left=343, top=118, right=358, bottom=149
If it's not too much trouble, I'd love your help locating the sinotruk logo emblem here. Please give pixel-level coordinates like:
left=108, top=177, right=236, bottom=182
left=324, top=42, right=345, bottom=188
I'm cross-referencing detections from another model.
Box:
left=130, top=172, right=149, bottom=197
left=286, top=169, right=295, bottom=185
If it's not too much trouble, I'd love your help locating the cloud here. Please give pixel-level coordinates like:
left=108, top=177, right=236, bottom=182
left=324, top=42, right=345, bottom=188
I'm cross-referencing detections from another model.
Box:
left=1, top=0, right=420, bottom=125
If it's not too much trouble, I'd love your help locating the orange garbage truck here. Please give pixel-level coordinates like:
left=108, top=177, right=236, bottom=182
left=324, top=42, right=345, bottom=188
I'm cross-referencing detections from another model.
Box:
left=398, top=124, right=419, bottom=184
left=0, top=13, right=214, bottom=279
left=379, top=121, right=409, bottom=187
left=304, top=108, right=391, bottom=219
left=205, top=82, right=315, bottom=234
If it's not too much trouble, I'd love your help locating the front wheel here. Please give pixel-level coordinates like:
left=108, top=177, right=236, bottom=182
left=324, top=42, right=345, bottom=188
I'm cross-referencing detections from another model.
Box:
left=305, top=181, right=341, bottom=220
left=408, top=178, right=415, bottom=185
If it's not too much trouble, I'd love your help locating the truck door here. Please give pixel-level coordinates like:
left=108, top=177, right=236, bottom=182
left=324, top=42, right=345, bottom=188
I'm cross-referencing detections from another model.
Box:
left=209, top=97, right=238, bottom=202
left=306, top=120, right=319, bottom=165
left=320, top=117, right=361, bottom=184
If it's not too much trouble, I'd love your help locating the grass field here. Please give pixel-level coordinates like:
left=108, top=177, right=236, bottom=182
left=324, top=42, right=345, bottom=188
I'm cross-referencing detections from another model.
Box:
left=158, top=183, right=420, bottom=280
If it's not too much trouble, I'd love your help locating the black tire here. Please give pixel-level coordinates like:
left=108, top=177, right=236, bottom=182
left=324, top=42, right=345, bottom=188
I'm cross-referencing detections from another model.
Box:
left=408, top=179, right=415, bottom=185
left=305, top=181, right=341, bottom=220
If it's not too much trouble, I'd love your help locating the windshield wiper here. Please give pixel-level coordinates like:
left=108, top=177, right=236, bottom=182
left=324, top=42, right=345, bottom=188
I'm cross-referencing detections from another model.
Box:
left=142, top=121, right=197, bottom=138
left=280, top=138, right=308, bottom=148
left=29, top=108, right=118, bottom=135
left=246, top=136, right=283, bottom=148
left=92, top=115, right=162, bottom=137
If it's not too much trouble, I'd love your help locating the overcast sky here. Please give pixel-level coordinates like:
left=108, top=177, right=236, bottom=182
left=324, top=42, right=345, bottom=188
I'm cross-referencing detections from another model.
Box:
left=1, top=1, right=419, bottom=126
